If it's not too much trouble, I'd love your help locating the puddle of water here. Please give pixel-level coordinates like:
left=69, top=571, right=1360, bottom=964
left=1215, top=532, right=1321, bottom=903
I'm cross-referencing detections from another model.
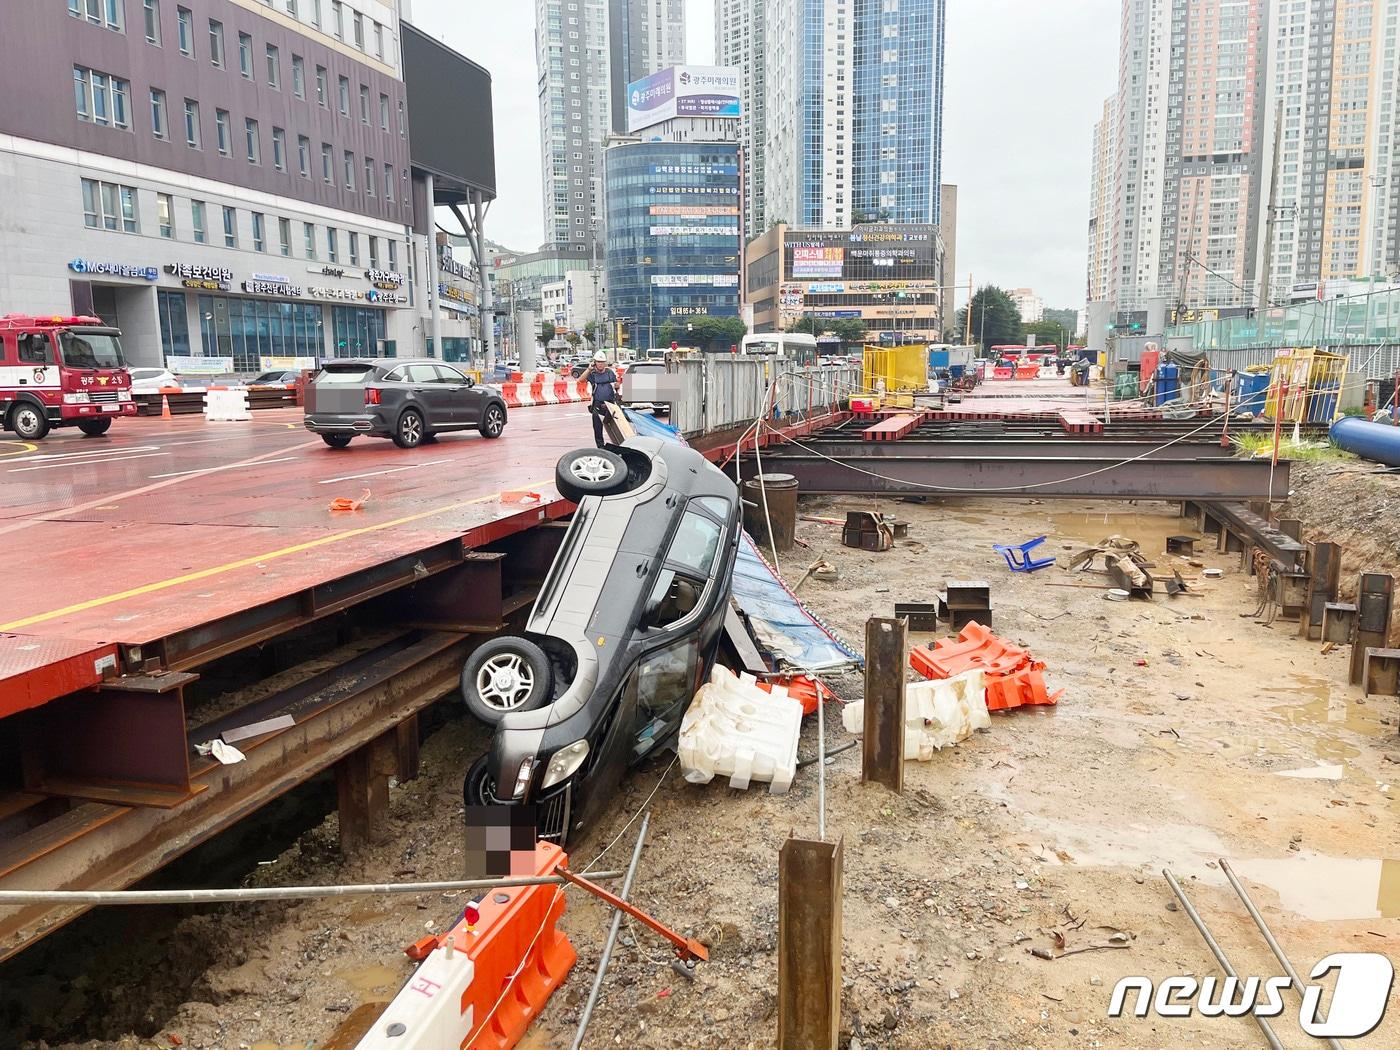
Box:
left=1049, top=509, right=1200, bottom=556
left=1231, top=855, right=1400, bottom=921
left=321, top=1001, right=390, bottom=1050
left=335, top=962, right=402, bottom=998
left=1268, top=674, right=1388, bottom=740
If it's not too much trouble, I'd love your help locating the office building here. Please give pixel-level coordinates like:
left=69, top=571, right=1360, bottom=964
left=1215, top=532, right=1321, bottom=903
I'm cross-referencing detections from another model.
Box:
left=755, top=0, right=946, bottom=232
left=1086, top=95, right=1115, bottom=308
left=745, top=222, right=946, bottom=339
left=609, top=0, right=686, bottom=133
left=540, top=268, right=607, bottom=335
left=715, top=0, right=766, bottom=238
left=604, top=140, right=742, bottom=348
left=535, top=0, right=611, bottom=252
left=2, top=0, right=414, bottom=369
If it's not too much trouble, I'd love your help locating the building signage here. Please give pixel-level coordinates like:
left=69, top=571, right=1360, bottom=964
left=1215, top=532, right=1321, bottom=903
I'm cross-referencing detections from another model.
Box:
left=791, top=246, right=846, bottom=278
left=309, top=286, right=366, bottom=301
left=849, top=224, right=935, bottom=243
left=650, top=205, right=740, bottom=217
left=166, top=263, right=232, bottom=282
left=439, top=246, right=472, bottom=281
left=182, top=277, right=229, bottom=291
left=812, top=310, right=863, bottom=319
left=167, top=355, right=234, bottom=374
left=669, top=306, right=707, bottom=316
left=627, top=65, right=741, bottom=132
left=243, top=279, right=304, bottom=297
left=651, top=274, right=740, bottom=288
left=366, top=289, right=407, bottom=305
left=650, top=225, right=740, bottom=237
left=648, top=163, right=739, bottom=177
left=311, top=265, right=348, bottom=278
left=69, top=259, right=159, bottom=281
left=805, top=282, right=846, bottom=294
left=365, top=269, right=404, bottom=289
left=440, top=284, right=476, bottom=305
left=648, top=185, right=739, bottom=196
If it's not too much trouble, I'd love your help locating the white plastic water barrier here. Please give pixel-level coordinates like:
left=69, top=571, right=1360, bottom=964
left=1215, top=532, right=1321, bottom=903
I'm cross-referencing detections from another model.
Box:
left=679, top=666, right=803, bottom=793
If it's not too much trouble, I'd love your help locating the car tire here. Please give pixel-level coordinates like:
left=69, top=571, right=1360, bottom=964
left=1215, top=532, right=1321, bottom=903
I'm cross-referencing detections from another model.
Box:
left=392, top=408, right=425, bottom=449
left=479, top=402, right=506, bottom=439
left=555, top=448, right=629, bottom=503
left=77, top=418, right=112, bottom=437
left=462, top=753, right=501, bottom=807
left=460, top=636, right=554, bottom=726
left=9, top=403, right=49, bottom=441
left=321, top=434, right=353, bottom=449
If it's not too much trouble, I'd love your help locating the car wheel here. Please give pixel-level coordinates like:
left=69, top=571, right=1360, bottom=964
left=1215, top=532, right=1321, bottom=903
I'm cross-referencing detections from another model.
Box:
left=479, top=402, right=506, bottom=439
left=77, top=418, right=112, bottom=437
left=392, top=408, right=425, bottom=449
left=555, top=447, right=629, bottom=503
left=462, top=753, right=501, bottom=807
left=9, top=403, right=49, bottom=441
left=460, top=636, right=554, bottom=726
left=321, top=434, right=353, bottom=449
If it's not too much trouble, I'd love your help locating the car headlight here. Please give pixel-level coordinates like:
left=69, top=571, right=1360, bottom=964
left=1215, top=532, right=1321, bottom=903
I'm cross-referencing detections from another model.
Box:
left=511, top=756, right=536, bottom=800
left=62, top=392, right=91, bottom=404
left=540, top=740, right=589, bottom=790
left=117, top=390, right=132, bottom=402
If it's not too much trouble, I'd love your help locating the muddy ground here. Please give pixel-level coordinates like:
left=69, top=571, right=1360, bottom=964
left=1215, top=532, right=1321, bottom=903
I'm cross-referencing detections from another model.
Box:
left=8, top=492, right=1400, bottom=1050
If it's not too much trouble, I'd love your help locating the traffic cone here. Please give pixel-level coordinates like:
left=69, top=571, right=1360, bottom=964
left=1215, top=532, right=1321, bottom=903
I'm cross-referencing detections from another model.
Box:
left=161, top=393, right=172, bottom=420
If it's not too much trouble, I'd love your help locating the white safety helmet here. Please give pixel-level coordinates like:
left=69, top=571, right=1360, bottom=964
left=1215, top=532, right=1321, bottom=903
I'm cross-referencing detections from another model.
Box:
left=593, top=350, right=607, bottom=362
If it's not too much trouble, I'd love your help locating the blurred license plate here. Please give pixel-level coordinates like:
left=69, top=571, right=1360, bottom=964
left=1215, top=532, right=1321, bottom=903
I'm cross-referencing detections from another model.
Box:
left=624, top=373, right=683, bottom=402
left=102, top=405, right=119, bottom=412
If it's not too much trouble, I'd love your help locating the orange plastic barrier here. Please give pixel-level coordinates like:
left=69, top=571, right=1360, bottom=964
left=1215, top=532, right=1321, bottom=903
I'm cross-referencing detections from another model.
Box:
left=992, top=366, right=1014, bottom=380
left=528, top=378, right=545, bottom=404
left=553, top=380, right=571, bottom=403
left=910, top=622, right=1061, bottom=712
left=755, top=674, right=834, bottom=716
left=500, top=383, right=522, bottom=409
left=393, top=842, right=577, bottom=1050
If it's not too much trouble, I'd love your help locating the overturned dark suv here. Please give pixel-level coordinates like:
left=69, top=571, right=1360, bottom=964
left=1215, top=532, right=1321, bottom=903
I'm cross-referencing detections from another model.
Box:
left=461, top=436, right=741, bottom=844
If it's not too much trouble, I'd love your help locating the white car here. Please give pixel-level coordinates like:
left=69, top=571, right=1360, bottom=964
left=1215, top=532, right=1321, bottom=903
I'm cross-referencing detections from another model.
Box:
left=127, top=368, right=181, bottom=394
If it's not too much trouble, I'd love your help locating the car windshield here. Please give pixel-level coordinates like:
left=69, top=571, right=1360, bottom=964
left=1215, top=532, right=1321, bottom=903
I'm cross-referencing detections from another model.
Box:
left=252, top=371, right=289, bottom=383
left=59, top=330, right=125, bottom=370
left=315, top=367, right=373, bottom=385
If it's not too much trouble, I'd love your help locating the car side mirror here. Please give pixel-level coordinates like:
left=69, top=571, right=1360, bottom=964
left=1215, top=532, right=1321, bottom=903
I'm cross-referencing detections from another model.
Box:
left=465, top=377, right=474, bottom=387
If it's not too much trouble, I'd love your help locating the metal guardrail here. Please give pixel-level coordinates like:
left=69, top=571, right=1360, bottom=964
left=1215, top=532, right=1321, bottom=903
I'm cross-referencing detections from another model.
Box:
left=668, top=357, right=863, bottom=436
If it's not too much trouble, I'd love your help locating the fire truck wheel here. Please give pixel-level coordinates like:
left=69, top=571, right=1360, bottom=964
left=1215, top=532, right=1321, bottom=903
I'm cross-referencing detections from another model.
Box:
left=9, top=403, right=48, bottom=441
left=77, top=418, right=112, bottom=437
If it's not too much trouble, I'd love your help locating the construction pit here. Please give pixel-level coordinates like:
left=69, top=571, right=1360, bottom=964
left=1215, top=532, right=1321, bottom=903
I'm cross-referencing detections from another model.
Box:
left=4, top=481, right=1400, bottom=1048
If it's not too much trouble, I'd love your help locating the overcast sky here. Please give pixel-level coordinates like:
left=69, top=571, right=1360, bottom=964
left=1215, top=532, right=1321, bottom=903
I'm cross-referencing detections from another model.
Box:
left=409, top=0, right=1118, bottom=311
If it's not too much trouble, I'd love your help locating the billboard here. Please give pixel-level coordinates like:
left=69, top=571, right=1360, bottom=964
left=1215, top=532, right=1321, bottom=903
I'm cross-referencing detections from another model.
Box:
left=784, top=227, right=940, bottom=283
left=791, top=246, right=846, bottom=279
left=627, top=65, right=741, bottom=133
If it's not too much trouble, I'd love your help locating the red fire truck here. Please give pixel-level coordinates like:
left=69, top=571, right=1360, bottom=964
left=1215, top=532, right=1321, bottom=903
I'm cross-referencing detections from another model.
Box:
left=0, top=314, right=135, bottom=440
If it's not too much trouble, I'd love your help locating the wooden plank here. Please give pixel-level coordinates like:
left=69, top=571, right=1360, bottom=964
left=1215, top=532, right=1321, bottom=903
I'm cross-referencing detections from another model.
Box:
left=862, top=617, right=907, bottom=794
left=778, top=836, right=843, bottom=1050
left=395, top=714, right=421, bottom=783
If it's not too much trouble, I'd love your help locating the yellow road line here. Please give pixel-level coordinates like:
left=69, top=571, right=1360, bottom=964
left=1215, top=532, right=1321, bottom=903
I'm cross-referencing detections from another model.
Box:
left=0, top=442, right=39, bottom=458
left=0, top=480, right=553, bottom=632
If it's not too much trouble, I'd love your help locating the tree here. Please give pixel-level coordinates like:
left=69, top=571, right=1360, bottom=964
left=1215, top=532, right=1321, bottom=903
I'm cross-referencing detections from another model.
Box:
left=787, top=315, right=820, bottom=335
left=538, top=321, right=556, bottom=344
left=564, top=331, right=582, bottom=348
left=657, top=320, right=679, bottom=348
left=1043, top=307, right=1079, bottom=335
left=583, top=320, right=598, bottom=347
left=962, top=286, right=1022, bottom=352
left=830, top=318, right=868, bottom=346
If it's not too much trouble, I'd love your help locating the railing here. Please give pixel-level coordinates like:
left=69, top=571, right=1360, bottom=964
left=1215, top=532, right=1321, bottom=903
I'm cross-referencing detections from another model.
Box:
left=668, top=356, right=863, bottom=436
left=1169, top=288, right=1400, bottom=354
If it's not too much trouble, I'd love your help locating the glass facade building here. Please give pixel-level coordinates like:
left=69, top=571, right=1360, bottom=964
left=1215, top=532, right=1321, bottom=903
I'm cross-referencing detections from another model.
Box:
left=852, top=0, right=945, bottom=225
left=604, top=141, right=742, bottom=347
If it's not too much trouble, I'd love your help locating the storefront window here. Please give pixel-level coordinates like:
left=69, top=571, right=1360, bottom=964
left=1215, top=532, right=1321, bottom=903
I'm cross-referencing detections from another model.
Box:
left=330, top=305, right=387, bottom=358
left=198, top=293, right=326, bottom=371
left=157, top=290, right=190, bottom=359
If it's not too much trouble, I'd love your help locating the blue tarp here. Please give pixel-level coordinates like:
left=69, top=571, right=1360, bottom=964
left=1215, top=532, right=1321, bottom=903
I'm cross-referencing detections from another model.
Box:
left=625, top=410, right=862, bottom=670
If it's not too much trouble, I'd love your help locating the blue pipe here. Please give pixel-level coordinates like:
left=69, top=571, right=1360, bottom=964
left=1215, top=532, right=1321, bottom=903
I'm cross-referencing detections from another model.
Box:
left=1330, top=415, right=1400, bottom=467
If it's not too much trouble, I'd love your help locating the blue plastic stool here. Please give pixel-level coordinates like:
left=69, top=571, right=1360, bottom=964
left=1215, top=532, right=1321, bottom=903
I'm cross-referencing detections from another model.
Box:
left=993, top=536, right=1056, bottom=573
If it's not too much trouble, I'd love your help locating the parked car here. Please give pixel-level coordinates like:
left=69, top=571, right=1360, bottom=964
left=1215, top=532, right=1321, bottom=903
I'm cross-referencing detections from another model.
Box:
left=249, top=368, right=302, bottom=386
left=302, top=358, right=508, bottom=449
left=620, top=361, right=670, bottom=413
left=461, top=436, right=741, bottom=844
left=127, top=367, right=181, bottom=394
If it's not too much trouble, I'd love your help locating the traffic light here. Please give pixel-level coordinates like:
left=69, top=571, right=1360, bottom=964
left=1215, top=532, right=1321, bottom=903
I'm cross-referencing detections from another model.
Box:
left=616, top=321, right=629, bottom=347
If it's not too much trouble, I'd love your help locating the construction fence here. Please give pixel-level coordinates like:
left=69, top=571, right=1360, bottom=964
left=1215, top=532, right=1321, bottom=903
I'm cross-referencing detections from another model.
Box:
left=668, top=356, right=862, bottom=437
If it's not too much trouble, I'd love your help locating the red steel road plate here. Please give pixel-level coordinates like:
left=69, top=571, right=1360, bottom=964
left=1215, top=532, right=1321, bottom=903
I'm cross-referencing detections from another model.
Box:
left=0, top=633, right=118, bottom=717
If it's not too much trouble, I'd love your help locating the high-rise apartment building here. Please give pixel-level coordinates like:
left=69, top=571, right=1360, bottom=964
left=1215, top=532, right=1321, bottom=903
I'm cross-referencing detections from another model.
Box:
left=715, top=0, right=766, bottom=238
left=1086, top=96, right=1116, bottom=306
left=1094, top=0, right=1400, bottom=317
left=1260, top=0, right=1400, bottom=300
left=734, top=0, right=945, bottom=233
left=536, top=0, right=610, bottom=252
left=609, top=0, right=686, bottom=133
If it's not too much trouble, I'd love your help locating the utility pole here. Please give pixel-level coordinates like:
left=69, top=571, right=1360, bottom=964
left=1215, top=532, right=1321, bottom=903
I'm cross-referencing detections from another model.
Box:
left=1257, top=102, right=1284, bottom=315
left=590, top=218, right=601, bottom=357
left=964, top=274, right=973, bottom=346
